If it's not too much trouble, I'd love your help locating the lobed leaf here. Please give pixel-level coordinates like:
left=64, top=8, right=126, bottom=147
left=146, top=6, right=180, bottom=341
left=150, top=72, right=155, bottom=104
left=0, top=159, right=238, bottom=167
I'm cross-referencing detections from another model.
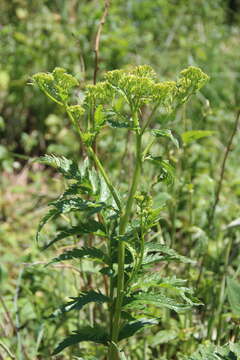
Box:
left=143, top=242, right=194, bottom=265
left=36, top=208, right=60, bottom=244
left=227, top=277, right=240, bottom=317
left=39, top=154, right=82, bottom=180
left=42, top=220, right=105, bottom=250
left=118, top=318, right=158, bottom=341
left=188, top=343, right=237, bottom=360
left=48, top=246, right=109, bottom=265
left=50, top=197, right=106, bottom=216
left=52, top=325, right=109, bottom=355
left=124, top=292, right=191, bottom=313
left=146, top=156, right=175, bottom=186
left=152, top=129, right=182, bottom=148
left=181, top=130, right=214, bottom=144
left=49, top=290, right=110, bottom=318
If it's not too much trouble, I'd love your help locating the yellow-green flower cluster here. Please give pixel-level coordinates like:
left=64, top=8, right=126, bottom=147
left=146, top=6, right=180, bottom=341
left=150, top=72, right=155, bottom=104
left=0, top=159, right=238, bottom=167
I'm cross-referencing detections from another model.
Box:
left=33, top=67, right=79, bottom=104
left=68, top=105, right=85, bottom=122
left=176, top=66, right=209, bottom=104
left=85, top=81, right=113, bottom=106
left=104, top=66, right=156, bottom=110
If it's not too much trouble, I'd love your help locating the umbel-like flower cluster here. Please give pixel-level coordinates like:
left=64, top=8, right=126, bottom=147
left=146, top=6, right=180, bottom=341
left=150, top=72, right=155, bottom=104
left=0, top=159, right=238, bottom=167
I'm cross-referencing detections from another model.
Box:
left=85, top=65, right=209, bottom=113
left=33, top=65, right=209, bottom=140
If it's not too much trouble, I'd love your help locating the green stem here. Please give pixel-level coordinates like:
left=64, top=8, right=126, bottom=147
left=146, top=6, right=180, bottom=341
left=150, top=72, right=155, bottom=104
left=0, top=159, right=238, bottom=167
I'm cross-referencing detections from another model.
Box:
left=141, top=104, right=158, bottom=134
left=142, top=137, right=156, bottom=159
left=109, top=121, right=142, bottom=359
left=87, top=147, right=122, bottom=211
left=66, top=108, right=122, bottom=212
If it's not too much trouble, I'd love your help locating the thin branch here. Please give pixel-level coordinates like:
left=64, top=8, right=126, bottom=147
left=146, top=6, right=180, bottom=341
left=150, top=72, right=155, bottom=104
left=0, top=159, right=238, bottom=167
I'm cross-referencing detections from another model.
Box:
left=0, top=341, right=15, bottom=360
left=209, top=109, right=240, bottom=224
left=0, top=295, right=15, bottom=333
left=93, top=0, right=111, bottom=84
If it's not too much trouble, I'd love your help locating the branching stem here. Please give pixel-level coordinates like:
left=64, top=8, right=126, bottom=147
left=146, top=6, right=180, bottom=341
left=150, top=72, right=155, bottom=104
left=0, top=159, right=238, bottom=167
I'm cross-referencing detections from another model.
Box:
left=66, top=108, right=122, bottom=212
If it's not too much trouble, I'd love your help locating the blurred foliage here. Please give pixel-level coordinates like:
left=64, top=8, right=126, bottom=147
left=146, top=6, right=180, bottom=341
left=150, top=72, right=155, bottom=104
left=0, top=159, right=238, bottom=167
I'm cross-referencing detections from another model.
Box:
left=1, top=0, right=240, bottom=359
left=0, top=0, right=240, bottom=163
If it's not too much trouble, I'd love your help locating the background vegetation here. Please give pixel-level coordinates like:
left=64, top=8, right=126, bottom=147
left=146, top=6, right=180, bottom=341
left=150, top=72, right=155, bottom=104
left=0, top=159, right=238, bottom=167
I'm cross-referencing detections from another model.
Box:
left=1, top=0, right=240, bottom=359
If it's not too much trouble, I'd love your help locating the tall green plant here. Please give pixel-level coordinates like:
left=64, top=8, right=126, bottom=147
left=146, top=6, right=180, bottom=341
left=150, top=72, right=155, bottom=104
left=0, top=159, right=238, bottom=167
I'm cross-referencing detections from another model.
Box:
left=33, top=65, right=208, bottom=359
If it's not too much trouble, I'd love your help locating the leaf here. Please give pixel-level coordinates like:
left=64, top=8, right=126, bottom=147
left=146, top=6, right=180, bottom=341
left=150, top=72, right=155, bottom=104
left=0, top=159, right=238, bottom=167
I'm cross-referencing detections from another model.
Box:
left=152, top=129, right=182, bottom=148
left=181, top=130, right=214, bottom=144
left=61, top=183, right=91, bottom=197
left=188, top=343, right=237, bottom=360
left=48, top=246, right=109, bottom=265
left=143, top=242, right=194, bottom=265
left=107, top=119, right=130, bottom=128
left=49, top=290, right=110, bottom=317
left=39, top=154, right=82, bottom=180
left=118, top=318, right=158, bottom=341
left=36, top=208, right=60, bottom=243
left=150, top=329, right=178, bottom=346
left=146, top=156, right=175, bottom=185
left=124, top=292, right=191, bottom=312
left=132, top=274, right=197, bottom=304
left=50, top=197, right=106, bottom=216
left=52, top=326, right=109, bottom=355
left=227, top=277, right=240, bottom=317
left=94, top=105, right=106, bottom=128
left=225, top=218, right=240, bottom=230
left=42, top=220, right=105, bottom=250
left=229, top=343, right=240, bottom=357
left=99, top=175, right=111, bottom=203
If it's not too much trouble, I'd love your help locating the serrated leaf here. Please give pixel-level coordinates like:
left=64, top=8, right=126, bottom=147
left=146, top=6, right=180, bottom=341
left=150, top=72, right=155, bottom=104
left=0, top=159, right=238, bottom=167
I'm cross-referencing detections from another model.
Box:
left=94, top=105, right=105, bottom=128
left=229, top=343, right=240, bottom=357
left=143, top=242, right=194, bottom=265
left=227, top=277, right=240, bottom=317
left=52, top=325, right=109, bottom=355
left=124, top=292, right=191, bottom=312
left=188, top=343, right=237, bottom=360
left=181, top=130, right=214, bottom=144
left=49, top=290, right=110, bottom=318
left=118, top=318, right=158, bottom=341
left=39, top=154, right=82, bottom=180
left=43, top=220, right=105, bottom=250
left=132, top=274, right=191, bottom=294
left=107, top=119, right=130, bottom=128
left=225, top=218, right=240, bottom=230
left=150, top=329, right=178, bottom=346
left=36, top=208, right=60, bottom=243
left=48, top=246, right=109, bottom=265
left=61, top=183, right=91, bottom=197
left=50, top=197, right=106, bottom=216
left=88, top=168, right=100, bottom=195
left=152, top=129, right=182, bottom=148
left=146, top=156, right=175, bottom=185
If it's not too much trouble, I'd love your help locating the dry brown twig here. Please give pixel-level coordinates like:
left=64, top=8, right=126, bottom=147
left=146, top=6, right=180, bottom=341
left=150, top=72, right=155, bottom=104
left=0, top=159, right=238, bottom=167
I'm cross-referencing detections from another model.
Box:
left=93, top=0, right=111, bottom=84
left=210, top=109, right=240, bottom=225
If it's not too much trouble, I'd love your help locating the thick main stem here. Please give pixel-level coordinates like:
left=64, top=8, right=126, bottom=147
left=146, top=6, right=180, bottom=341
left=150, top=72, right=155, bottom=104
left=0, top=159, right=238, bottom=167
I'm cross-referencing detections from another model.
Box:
left=109, top=128, right=142, bottom=359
